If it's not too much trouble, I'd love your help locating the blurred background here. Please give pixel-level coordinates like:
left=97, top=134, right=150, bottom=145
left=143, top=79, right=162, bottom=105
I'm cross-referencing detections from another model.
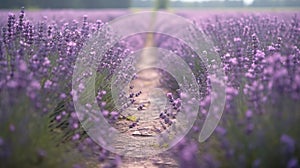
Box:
left=0, top=0, right=300, bottom=9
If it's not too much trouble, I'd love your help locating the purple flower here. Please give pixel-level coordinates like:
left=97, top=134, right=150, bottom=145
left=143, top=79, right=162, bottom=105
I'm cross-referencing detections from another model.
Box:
left=268, top=45, right=276, bottom=51
left=73, top=164, right=82, bottom=168
left=56, top=115, right=62, bottom=121
left=177, top=141, right=200, bottom=168
left=102, top=110, right=109, bottom=117
left=229, top=57, right=238, bottom=65
left=246, top=123, right=254, bottom=134
left=0, top=137, right=4, bottom=146
left=281, top=134, right=295, bottom=154
left=167, top=92, right=173, bottom=99
left=110, top=111, right=119, bottom=120
left=245, top=110, right=253, bottom=119
left=37, top=149, right=47, bottom=158
left=44, top=80, right=52, bottom=89
left=9, top=124, right=15, bottom=132
left=252, top=159, right=261, bottom=168
left=29, top=80, right=41, bottom=90
left=18, top=60, right=27, bottom=71
left=216, top=126, right=227, bottom=136
left=7, top=80, right=18, bottom=88
left=181, top=142, right=197, bottom=161
left=73, top=122, right=79, bottom=129
left=110, top=111, right=119, bottom=117
left=60, top=93, right=67, bottom=99
left=287, top=158, right=298, bottom=168
left=72, top=133, right=80, bottom=141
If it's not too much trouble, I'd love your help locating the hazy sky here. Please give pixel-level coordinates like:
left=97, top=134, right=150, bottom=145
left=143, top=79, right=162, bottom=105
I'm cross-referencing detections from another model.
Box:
left=170, top=0, right=254, bottom=5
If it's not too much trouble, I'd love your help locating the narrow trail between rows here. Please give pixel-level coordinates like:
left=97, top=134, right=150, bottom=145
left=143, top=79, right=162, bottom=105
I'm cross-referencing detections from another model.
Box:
left=111, top=14, right=179, bottom=168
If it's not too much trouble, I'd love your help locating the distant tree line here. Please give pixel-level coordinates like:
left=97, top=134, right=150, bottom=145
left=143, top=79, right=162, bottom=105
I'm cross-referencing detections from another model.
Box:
left=131, top=0, right=155, bottom=8
left=156, top=0, right=169, bottom=9
left=132, top=0, right=300, bottom=8
left=0, top=0, right=130, bottom=9
left=252, top=0, right=300, bottom=7
left=168, top=0, right=244, bottom=8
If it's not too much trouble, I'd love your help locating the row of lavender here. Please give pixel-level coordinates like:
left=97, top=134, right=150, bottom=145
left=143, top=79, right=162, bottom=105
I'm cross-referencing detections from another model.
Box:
left=0, top=8, right=136, bottom=168
left=157, top=12, right=300, bottom=167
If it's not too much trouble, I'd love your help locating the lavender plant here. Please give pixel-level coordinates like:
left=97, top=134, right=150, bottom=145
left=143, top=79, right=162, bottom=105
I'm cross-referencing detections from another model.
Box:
left=162, top=12, right=300, bottom=168
left=0, top=8, right=132, bottom=168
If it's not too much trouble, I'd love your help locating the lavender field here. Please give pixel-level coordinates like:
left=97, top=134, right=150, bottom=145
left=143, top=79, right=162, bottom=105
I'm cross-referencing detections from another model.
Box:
left=0, top=7, right=300, bottom=168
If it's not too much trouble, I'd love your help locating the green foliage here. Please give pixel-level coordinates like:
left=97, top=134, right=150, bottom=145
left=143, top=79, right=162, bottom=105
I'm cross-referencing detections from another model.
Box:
left=155, top=0, right=169, bottom=10
left=0, top=94, right=84, bottom=168
left=126, top=115, right=138, bottom=122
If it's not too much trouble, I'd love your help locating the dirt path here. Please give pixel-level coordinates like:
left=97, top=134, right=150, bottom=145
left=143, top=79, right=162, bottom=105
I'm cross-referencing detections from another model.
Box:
left=111, top=28, right=179, bottom=167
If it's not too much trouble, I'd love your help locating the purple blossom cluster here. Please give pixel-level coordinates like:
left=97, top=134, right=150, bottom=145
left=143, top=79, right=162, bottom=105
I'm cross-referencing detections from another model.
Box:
left=0, top=8, right=131, bottom=168
left=159, top=92, right=181, bottom=127
left=156, top=12, right=300, bottom=168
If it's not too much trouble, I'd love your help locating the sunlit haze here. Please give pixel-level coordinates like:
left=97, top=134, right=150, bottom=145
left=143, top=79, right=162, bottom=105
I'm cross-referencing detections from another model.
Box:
left=170, top=0, right=255, bottom=5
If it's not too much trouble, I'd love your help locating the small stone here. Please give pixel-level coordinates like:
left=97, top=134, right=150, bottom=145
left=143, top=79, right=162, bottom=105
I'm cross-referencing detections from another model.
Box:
left=132, top=131, right=142, bottom=136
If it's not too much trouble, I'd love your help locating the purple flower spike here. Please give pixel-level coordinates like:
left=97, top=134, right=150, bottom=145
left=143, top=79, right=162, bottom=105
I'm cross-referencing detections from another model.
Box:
left=167, top=92, right=173, bottom=99
left=0, top=137, right=4, bottom=146
left=287, top=158, right=298, bottom=168
left=281, top=134, right=296, bottom=154
left=56, top=115, right=62, bottom=121
left=216, top=126, right=227, bottom=136
left=9, top=124, right=15, bottom=132
left=72, top=134, right=80, bottom=141
left=245, top=110, right=253, bottom=119
left=73, top=164, right=82, bottom=168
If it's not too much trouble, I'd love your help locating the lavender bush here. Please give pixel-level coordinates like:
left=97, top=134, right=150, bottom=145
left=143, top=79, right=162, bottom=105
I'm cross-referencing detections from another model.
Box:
left=160, top=12, right=300, bottom=168
left=0, top=8, right=133, bottom=168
